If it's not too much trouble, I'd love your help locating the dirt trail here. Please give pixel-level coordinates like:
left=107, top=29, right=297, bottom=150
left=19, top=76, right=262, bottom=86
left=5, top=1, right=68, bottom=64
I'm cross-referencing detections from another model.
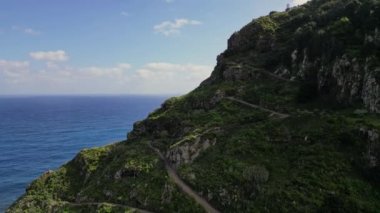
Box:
left=143, top=93, right=289, bottom=213
left=148, top=143, right=220, bottom=213
left=226, top=97, right=290, bottom=119
left=227, top=62, right=296, bottom=83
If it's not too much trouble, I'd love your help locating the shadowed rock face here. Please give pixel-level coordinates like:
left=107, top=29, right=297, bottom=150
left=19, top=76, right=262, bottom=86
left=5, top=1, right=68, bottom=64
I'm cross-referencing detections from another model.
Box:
left=8, top=0, right=380, bottom=212
left=361, top=127, right=380, bottom=168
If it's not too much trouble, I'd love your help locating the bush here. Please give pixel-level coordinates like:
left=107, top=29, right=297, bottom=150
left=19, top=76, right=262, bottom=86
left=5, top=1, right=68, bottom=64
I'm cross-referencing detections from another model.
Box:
left=243, top=165, right=269, bottom=184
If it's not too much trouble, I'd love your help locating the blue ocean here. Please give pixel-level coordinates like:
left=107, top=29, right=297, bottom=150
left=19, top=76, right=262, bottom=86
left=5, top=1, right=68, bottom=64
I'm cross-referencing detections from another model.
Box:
left=0, top=95, right=169, bottom=212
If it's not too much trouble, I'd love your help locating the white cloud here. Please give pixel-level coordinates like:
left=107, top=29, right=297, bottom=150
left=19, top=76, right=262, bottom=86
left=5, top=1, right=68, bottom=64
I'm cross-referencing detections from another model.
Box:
left=79, top=63, right=132, bottom=78
left=0, top=57, right=211, bottom=94
left=12, top=25, right=41, bottom=35
left=293, top=0, right=309, bottom=6
left=0, top=60, right=30, bottom=83
left=154, top=19, right=202, bottom=36
left=30, top=50, right=68, bottom=62
left=0, top=60, right=30, bottom=75
left=134, top=62, right=212, bottom=93
left=137, top=62, right=211, bottom=80
left=0, top=60, right=133, bottom=94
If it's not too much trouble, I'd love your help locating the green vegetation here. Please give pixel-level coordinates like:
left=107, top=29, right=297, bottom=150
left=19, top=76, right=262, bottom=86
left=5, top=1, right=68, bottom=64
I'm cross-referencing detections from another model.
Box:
left=256, top=16, right=278, bottom=33
left=8, top=142, right=204, bottom=212
left=178, top=113, right=380, bottom=212
left=8, top=0, right=380, bottom=212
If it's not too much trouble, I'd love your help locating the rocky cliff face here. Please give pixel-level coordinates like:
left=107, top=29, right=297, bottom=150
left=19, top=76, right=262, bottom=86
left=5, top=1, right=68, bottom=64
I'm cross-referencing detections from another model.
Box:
left=166, top=128, right=220, bottom=168
left=204, top=0, right=380, bottom=113
left=8, top=0, right=380, bottom=212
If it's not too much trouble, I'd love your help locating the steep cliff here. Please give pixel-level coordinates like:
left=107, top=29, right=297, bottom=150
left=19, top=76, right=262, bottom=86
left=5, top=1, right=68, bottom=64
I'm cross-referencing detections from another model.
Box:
left=8, top=0, right=380, bottom=212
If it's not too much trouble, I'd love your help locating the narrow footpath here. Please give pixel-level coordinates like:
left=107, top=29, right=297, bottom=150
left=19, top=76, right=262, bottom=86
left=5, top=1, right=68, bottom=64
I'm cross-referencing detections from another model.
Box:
left=225, top=97, right=290, bottom=119
left=146, top=96, right=289, bottom=213
left=148, top=143, right=220, bottom=213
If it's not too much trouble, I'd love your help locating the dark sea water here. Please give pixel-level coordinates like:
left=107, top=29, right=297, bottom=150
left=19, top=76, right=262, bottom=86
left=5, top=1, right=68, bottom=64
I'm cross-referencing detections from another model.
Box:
left=0, top=95, right=169, bottom=212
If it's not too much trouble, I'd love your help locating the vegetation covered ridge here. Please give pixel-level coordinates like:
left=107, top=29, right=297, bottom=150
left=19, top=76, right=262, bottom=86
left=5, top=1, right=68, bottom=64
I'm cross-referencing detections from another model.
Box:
left=8, top=0, right=380, bottom=212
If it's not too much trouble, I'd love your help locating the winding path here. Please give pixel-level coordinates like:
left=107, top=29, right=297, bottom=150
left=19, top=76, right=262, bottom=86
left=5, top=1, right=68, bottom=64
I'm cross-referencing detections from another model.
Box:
left=148, top=143, right=220, bottom=213
left=227, top=62, right=297, bottom=83
left=147, top=97, right=288, bottom=212
left=145, top=95, right=289, bottom=213
left=225, top=97, right=290, bottom=119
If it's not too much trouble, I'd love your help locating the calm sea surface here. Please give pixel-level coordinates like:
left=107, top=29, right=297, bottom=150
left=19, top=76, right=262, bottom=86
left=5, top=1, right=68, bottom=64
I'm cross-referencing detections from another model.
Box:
left=0, top=95, right=169, bottom=212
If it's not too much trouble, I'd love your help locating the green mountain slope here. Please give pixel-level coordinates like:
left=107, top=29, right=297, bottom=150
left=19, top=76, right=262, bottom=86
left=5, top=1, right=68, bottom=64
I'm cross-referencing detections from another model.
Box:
left=8, top=0, right=380, bottom=212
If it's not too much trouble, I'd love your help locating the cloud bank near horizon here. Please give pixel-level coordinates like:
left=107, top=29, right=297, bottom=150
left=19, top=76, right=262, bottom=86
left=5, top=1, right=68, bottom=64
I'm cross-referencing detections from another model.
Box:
left=0, top=50, right=212, bottom=95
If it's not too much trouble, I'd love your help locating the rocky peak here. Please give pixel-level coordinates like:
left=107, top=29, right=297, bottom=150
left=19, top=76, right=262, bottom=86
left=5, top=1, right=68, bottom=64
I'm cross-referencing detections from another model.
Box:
left=202, top=0, right=380, bottom=113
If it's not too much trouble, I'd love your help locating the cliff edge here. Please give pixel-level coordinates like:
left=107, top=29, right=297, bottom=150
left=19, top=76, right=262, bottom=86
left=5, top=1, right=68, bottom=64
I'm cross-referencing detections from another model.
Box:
left=8, top=0, right=380, bottom=212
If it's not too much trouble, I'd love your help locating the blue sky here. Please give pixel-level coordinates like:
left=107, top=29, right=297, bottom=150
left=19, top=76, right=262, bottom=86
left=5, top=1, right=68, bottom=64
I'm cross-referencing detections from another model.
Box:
left=0, top=0, right=308, bottom=95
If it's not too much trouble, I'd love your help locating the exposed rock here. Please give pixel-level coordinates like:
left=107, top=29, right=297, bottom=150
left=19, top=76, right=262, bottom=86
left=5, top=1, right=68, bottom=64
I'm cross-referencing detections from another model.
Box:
left=291, top=50, right=379, bottom=113
left=318, top=55, right=380, bottom=112
left=114, top=170, right=122, bottom=180
left=291, top=49, right=298, bottom=62
left=330, top=56, right=363, bottom=103
left=186, top=89, right=226, bottom=110
left=362, top=65, right=380, bottom=113
left=161, top=183, right=174, bottom=204
left=227, top=17, right=276, bottom=54
left=274, top=66, right=291, bottom=78
left=43, top=170, right=54, bottom=175
left=210, top=89, right=225, bottom=106
left=166, top=136, right=217, bottom=168
left=222, top=64, right=248, bottom=81
left=360, top=127, right=380, bottom=168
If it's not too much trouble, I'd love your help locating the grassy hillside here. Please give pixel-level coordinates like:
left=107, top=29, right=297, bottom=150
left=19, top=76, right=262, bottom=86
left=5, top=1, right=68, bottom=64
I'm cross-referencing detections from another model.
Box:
left=8, top=0, right=380, bottom=212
